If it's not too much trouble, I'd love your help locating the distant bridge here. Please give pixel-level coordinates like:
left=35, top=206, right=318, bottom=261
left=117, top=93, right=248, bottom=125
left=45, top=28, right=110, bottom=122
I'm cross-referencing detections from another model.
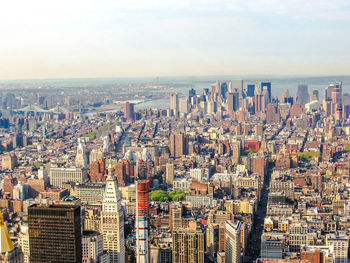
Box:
left=12, top=104, right=72, bottom=114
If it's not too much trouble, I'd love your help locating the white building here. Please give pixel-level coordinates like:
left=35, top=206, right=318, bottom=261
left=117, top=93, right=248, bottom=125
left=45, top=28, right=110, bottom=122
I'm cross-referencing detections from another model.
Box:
left=50, top=167, right=88, bottom=188
left=225, top=220, right=242, bottom=263
left=101, top=160, right=125, bottom=263
left=82, top=230, right=109, bottom=263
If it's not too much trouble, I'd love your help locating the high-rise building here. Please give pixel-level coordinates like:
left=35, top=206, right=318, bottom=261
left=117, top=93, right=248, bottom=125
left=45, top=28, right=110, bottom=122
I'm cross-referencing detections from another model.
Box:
left=179, top=97, right=190, bottom=115
left=266, top=103, right=280, bottom=124
left=227, top=93, right=239, bottom=112
left=169, top=203, right=183, bottom=232
left=254, top=94, right=263, bottom=114
left=124, top=102, right=135, bottom=122
left=225, top=220, right=242, bottom=263
left=261, top=82, right=271, bottom=102
left=247, top=84, right=255, bottom=97
left=136, top=180, right=150, bottom=263
left=331, top=83, right=342, bottom=105
left=296, top=84, right=310, bottom=106
left=101, top=160, right=125, bottom=263
left=170, top=93, right=179, bottom=116
left=169, top=133, right=188, bottom=158
left=28, top=204, right=82, bottom=263
left=1, top=153, right=18, bottom=170
left=172, top=229, right=205, bottom=263
left=166, top=163, right=175, bottom=185
left=231, top=80, right=243, bottom=107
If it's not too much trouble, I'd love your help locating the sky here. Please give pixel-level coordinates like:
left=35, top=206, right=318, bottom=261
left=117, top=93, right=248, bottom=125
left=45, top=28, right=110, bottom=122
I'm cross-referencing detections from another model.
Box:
left=0, top=0, right=350, bottom=79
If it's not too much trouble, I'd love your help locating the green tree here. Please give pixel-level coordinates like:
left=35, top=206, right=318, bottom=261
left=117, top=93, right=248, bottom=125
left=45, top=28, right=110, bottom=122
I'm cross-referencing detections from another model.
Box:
left=149, top=190, right=169, bottom=202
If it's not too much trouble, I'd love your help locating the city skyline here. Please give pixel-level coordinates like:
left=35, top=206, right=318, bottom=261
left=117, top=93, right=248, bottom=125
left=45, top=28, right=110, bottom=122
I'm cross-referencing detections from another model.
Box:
left=1, top=0, right=350, bottom=79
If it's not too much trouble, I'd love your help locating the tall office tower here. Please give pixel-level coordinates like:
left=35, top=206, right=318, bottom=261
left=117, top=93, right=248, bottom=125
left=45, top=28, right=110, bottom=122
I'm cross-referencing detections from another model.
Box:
left=246, top=84, right=255, bottom=97
left=227, top=93, right=240, bottom=112
left=220, top=82, right=228, bottom=98
left=325, top=84, right=334, bottom=100
left=311, top=89, right=319, bottom=101
left=212, top=80, right=221, bottom=98
left=28, top=204, right=82, bottom=263
left=225, top=220, right=242, bottom=263
left=169, top=133, right=188, bottom=158
left=331, top=83, right=342, bottom=105
left=170, top=93, right=179, bottom=116
left=231, top=141, right=241, bottom=164
left=266, top=103, right=280, bottom=124
left=165, top=163, right=175, bottom=185
left=179, top=97, right=190, bottom=115
left=124, top=102, right=135, bottom=122
left=101, top=160, right=125, bottom=263
left=76, top=137, right=88, bottom=168
left=261, top=82, right=271, bottom=102
left=261, top=88, right=269, bottom=111
left=335, top=105, right=343, bottom=122
left=282, top=89, right=294, bottom=105
left=296, top=84, right=310, bottom=106
left=254, top=94, right=263, bottom=114
left=189, top=88, right=196, bottom=97
left=231, top=80, right=244, bottom=107
left=136, top=180, right=150, bottom=263
left=169, top=203, right=183, bottom=231
left=172, top=229, right=205, bottom=263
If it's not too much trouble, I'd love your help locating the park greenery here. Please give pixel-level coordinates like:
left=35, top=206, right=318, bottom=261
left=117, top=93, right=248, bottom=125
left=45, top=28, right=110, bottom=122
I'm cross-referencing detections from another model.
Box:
left=85, top=121, right=117, bottom=140
left=297, top=151, right=319, bottom=159
left=149, top=190, right=186, bottom=202
left=241, top=149, right=258, bottom=156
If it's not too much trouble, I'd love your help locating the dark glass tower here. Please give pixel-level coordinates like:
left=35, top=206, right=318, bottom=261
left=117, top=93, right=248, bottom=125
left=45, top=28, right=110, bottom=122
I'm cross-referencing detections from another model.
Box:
left=28, top=204, right=82, bottom=263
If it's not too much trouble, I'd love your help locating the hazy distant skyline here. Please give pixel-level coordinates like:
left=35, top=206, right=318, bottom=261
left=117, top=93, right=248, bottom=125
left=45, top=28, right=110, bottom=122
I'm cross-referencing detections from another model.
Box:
left=1, top=0, right=350, bottom=79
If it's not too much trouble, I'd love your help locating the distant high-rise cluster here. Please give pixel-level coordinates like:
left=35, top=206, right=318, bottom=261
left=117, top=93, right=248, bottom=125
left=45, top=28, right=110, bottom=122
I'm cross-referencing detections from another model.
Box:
left=2, top=77, right=350, bottom=263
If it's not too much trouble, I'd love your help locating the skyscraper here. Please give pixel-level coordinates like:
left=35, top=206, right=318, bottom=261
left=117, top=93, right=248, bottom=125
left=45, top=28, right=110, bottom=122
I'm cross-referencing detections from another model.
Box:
left=169, top=133, right=188, bottom=158
left=231, top=80, right=243, bottom=107
left=101, top=160, right=125, bottom=263
left=124, top=102, right=135, bottom=122
left=225, top=220, right=242, bottom=263
left=266, top=103, right=280, bottom=124
left=296, top=84, right=310, bottom=106
left=261, top=82, right=271, bottom=102
left=136, top=180, right=150, bottom=263
left=165, top=163, right=175, bottom=185
left=170, top=93, right=179, bottom=116
left=172, top=229, right=205, bottom=263
left=227, top=93, right=239, bottom=112
left=246, top=84, right=255, bottom=97
left=28, top=204, right=82, bottom=263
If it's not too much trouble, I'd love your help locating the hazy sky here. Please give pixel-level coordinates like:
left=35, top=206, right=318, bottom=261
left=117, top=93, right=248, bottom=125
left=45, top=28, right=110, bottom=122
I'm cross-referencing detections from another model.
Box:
left=1, top=0, right=350, bottom=79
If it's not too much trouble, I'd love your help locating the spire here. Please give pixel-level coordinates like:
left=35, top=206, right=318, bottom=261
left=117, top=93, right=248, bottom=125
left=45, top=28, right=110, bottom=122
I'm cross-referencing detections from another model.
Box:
left=0, top=211, right=14, bottom=253
left=107, top=158, right=114, bottom=179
